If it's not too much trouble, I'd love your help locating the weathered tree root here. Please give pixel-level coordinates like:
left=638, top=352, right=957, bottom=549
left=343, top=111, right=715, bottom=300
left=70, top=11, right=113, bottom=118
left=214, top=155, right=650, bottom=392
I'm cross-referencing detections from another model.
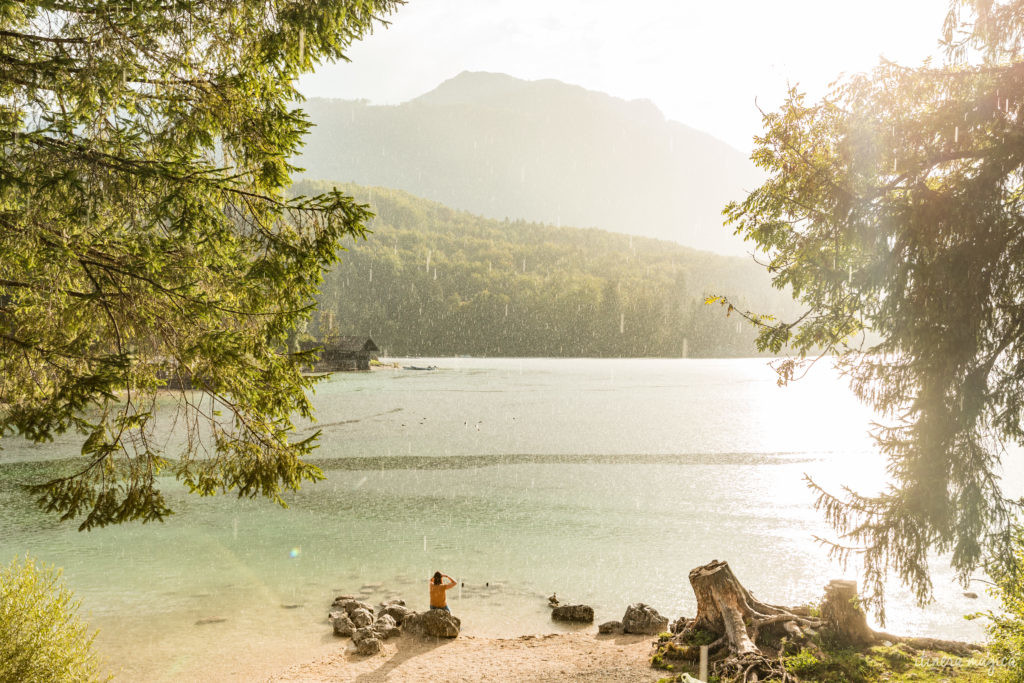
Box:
left=713, top=651, right=796, bottom=682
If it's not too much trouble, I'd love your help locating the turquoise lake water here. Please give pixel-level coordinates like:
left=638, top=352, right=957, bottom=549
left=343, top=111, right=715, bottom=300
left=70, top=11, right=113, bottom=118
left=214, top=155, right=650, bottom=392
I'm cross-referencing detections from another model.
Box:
left=0, top=358, right=1015, bottom=680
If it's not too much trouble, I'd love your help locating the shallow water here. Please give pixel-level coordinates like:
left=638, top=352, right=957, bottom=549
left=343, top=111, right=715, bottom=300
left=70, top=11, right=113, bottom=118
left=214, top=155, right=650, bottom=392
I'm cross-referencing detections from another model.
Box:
left=0, top=358, right=1014, bottom=680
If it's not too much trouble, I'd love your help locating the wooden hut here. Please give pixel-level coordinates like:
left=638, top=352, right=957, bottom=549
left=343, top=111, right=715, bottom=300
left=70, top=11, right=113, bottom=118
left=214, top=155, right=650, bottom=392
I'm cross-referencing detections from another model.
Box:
left=305, top=336, right=379, bottom=372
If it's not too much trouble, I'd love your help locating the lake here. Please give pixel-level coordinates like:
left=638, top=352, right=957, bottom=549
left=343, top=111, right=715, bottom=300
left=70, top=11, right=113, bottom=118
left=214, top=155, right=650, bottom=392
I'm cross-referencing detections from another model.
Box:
left=0, top=358, right=1013, bottom=680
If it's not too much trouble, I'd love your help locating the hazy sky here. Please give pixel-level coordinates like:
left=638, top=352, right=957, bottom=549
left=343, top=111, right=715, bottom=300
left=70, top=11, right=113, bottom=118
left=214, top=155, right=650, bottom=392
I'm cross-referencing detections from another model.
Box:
left=298, top=0, right=951, bottom=152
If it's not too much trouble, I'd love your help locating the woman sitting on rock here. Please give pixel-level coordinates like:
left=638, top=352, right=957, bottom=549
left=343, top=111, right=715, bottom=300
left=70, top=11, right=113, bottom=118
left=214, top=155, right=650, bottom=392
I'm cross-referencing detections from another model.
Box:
left=429, top=571, right=457, bottom=612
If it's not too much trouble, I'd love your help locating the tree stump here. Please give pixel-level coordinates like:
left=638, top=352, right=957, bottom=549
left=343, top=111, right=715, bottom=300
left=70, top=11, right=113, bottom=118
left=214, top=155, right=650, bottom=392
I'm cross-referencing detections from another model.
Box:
left=820, top=580, right=874, bottom=647
left=821, top=579, right=984, bottom=656
left=676, top=560, right=822, bottom=682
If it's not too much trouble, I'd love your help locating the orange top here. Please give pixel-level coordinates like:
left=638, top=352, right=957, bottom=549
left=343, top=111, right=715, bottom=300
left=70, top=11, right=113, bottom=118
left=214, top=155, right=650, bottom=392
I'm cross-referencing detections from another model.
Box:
left=429, top=576, right=457, bottom=607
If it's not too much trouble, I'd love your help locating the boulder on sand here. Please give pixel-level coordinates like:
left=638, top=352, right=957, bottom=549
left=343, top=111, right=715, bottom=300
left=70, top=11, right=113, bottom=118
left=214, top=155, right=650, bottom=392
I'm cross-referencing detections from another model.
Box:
left=380, top=603, right=412, bottom=625
left=329, top=611, right=355, bottom=637
left=598, top=620, right=623, bottom=634
left=352, top=627, right=383, bottom=655
left=402, top=609, right=461, bottom=638
left=341, top=600, right=375, bottom=617
left=551, top=604, right=594, bottom=623
left=373, top=614, right=401, bottom=639
left=622, top=603, right=669, bottom=635
left=350, top=608, right=374, bottom=628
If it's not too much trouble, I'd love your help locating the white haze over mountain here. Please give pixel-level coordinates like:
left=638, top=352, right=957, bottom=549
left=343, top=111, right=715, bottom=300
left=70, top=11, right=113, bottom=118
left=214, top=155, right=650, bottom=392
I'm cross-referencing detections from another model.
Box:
left=297, top=72, right=765, bottom=254
left=298, top=0, right=949, bottom=153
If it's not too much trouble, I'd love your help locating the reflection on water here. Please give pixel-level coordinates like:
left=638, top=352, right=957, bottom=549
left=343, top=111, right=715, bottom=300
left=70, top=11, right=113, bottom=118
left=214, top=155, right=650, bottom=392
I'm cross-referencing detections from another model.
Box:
left=0, top=358, right=1012, bottom=680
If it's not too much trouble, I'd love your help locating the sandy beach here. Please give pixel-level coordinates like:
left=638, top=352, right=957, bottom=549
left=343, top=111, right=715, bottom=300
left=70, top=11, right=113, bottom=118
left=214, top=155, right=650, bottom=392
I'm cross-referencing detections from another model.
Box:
left=267, top=632, right=664, bottom=682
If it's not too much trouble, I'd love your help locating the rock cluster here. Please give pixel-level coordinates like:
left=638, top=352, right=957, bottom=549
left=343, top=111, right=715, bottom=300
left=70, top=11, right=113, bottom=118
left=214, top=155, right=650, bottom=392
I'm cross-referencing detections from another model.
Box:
left=328, top=595, right=414, bottom=655
left=621, top=603, right=669, bottom=635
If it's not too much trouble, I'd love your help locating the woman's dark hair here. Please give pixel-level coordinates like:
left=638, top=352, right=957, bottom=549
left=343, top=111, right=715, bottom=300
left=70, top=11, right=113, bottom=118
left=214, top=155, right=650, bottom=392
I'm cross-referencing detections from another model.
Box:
left=433, top=571, right=442, bottom=585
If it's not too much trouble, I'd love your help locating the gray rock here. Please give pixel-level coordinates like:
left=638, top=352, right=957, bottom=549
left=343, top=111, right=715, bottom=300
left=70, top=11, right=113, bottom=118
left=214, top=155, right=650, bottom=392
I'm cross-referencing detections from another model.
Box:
left=342, top=600, right=374, bottom=617
left=598, top=620, right=623, bottom=634
left=352, top=628, right=383, bottom=655
left=332, top=595, right=356, bottom=606
left=380, top=604, right=412, bottom=625
left=964, top=591, right=979, bottom=599
left=402, top=609, right=461, bottom=638
left=330, top=612, right=355, bottom=637
left=622, top=603, right=669, bottom=635
left=350, top=607, right=373, bottom=628
left=374, top=614, right=401, bottom=639
left=551, top=604, right=594, bottom=623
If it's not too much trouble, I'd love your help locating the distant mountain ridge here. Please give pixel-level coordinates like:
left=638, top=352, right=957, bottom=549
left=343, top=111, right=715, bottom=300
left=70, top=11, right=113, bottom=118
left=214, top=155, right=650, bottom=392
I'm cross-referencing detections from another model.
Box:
left=296, top=71, right=762, bottom=255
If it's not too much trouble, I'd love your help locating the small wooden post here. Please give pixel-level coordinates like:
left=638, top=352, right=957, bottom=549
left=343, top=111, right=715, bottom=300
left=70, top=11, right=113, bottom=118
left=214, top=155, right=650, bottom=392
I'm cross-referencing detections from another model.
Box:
left=699, top=645, right=708, bottom=681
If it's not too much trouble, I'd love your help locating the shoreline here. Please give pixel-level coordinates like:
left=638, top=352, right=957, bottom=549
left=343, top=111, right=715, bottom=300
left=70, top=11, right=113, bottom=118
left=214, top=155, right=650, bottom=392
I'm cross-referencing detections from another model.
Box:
left=266, top=631, right=664, bottom=682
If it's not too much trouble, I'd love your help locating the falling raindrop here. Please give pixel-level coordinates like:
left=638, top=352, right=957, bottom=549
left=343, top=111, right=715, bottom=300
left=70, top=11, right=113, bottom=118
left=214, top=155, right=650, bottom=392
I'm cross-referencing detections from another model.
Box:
left=298, top=27, right=305, bottom=62
left=504, top=303, right=508, bottom=317
left=426, top=249, right=431, bottom=272
left=522, top=259, right=526, bottom=273
left=619, top=313, right=625, bottom=334
left=369, top=267, right=372, bottom=283
left=433, top=268, right=437, bottom=280
left=954, top=126, right=959, bottom=143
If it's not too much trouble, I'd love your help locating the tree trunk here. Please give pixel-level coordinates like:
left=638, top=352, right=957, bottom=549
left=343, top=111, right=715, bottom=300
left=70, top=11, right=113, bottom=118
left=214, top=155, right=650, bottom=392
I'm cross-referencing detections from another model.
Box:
left=676, top=560, right=822, bottom=682
left=820, top=580, right=875, bottom=647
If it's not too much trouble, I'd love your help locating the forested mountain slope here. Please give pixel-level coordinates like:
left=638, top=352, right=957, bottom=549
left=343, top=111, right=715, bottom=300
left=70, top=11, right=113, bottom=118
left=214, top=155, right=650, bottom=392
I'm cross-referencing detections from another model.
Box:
left=297, top=181, right=799, bottom=358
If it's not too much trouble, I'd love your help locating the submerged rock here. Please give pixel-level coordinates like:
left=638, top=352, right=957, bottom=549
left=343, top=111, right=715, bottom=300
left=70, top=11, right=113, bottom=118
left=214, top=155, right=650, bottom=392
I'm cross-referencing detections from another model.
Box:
left=551, top=604, right=594, bottom=623
left=403, top=609, right=461, bottom=638
left=598, top=620, right=623, bottom=634
left=622, top=603, right=669, bottom=635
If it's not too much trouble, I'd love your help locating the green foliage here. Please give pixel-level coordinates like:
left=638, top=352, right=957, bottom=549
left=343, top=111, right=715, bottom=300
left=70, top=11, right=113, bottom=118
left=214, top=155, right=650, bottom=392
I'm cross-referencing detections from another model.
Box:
left=0, top=555, right=105, bottom=682
left=978, top=532, right=1024, bottom=682
left=783, top=648, right=824, bottom=677
left=0, top=0, right=401, bottom=527
left=297, top=181, right=800, bottom=358
left=679, top=628, right=718, bottom=646
left=722, top=0, right=1024, bottom=619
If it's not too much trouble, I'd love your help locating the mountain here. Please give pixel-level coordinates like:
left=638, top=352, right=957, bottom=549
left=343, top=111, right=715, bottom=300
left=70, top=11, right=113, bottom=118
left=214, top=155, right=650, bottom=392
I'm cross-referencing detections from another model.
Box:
left=295, top=181, right=800, bottom=358
left=296, top=72, right=763, bottom=255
